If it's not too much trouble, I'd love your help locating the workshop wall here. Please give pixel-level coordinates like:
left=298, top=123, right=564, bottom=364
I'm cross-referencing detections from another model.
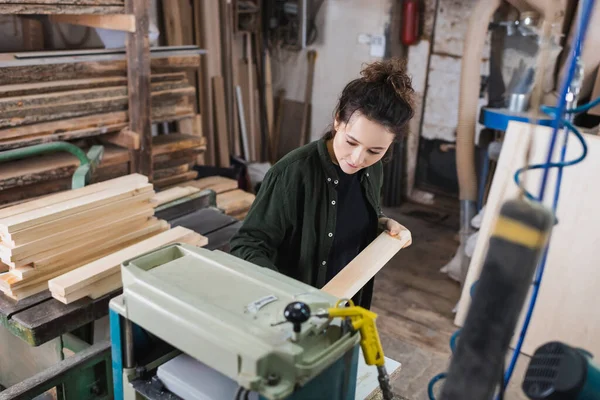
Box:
left=271, top=0, right=395, bottom=141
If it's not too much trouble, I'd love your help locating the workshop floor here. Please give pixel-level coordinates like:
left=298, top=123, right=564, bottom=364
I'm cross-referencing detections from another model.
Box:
left=374, top=201, right=530, bottom=400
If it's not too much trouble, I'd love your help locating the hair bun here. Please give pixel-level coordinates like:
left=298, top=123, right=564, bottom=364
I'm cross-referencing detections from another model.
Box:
left=361, top=59, right=414, bottom=107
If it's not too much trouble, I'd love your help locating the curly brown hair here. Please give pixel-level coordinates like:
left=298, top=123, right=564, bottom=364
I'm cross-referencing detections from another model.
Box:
left=325, top=58, right=415, bottom=140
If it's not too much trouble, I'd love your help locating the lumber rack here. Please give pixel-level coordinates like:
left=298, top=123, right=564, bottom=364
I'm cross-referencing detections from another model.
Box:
left=1, top=0, right=156, bottom=179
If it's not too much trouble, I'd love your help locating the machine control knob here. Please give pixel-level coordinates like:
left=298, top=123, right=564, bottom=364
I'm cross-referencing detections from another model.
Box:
left=283, top=301, right=311, bottom=335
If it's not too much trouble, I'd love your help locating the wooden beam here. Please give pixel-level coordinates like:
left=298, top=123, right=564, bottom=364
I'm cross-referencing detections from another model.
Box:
left=127, top=0, right=152, bottom=179
left=50, top=14, right=136, bottom=32
left=100, top=128, right=140, bottom=149
left=321, top=230, right=412, bottom=299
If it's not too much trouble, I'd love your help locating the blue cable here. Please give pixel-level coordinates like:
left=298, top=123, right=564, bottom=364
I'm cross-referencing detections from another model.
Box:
left=537, top=0, right=595, bottom=203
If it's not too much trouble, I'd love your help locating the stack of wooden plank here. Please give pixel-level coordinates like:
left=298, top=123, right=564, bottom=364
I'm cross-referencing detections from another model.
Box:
left=152, top=132, right=205, bottom=189
left=178, top=176, right=255, bottom=221
left=0, top=47, right=207, bottom=205
left=0, top=0, right=125, bottom=15
left=0, top=174, right=169, bottom=300
left=0, top=72, right=195, bottom=148
left=48, top=225, right=207, bottom=304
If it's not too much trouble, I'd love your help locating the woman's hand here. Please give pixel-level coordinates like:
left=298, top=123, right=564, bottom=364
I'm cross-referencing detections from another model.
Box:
left=378, top=217, right=405, bottom=236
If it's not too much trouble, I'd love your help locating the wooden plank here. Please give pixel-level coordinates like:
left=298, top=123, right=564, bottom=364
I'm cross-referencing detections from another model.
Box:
left=0, top=153, right=76, bottom=191
left=52, top=272, right=121, bottom=304
left=0, top=179, right=72, bottom=207
left=0, top=4, right=125, bottom=14
left=50, top=14, right=135, bottom=32
left=151, top=186, right=200, bottom=206
left=180, top=176, right=237, bottom=193
left=0, top=73, right=185, bottom=99
left=216, top=189, right=255, bottom=215
left=127, top=0, right=151, bottom=178
left=0, top=181, right=152, bottom=235
left=153, top=171, right=197, bottom=189
left=0, top=111, right=128, bottom=140
left=455, top=121, right=600, bottom=357
left=194, top=0, right=221, bottom=165
left=0, top=123, right=127, bottom=152
left=0, top=173, right=147, bottom=220
left=212, top=76, right=230, bottom=167
left=0, top=0, right=124, bottom=4
left=48, top=226, right=206, bottom=296
left=0, top=80, right=189, bottom=112
left=99, top=128, right=140, bottom=149
left=0, top=54, right=199, bottom=86
left=321, top=230, right=413, bottom=299
left=152, top=164, right=190, bottom=180
left=152, top=133, right=205, bottom=156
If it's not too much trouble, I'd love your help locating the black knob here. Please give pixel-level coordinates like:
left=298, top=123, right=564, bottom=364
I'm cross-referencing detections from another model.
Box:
left=283, top=302, right=311, bottom=333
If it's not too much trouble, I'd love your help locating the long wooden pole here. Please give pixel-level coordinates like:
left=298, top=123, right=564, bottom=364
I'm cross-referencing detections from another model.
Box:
left=127, top=0, right=152, bottom=179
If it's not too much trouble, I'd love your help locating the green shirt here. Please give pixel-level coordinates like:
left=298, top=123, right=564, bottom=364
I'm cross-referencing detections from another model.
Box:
left=229, top=137, right=385, bottom=305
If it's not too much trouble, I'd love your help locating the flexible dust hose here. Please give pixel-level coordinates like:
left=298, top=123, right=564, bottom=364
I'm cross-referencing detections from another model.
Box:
left=455, top=0, right=501, bottom=282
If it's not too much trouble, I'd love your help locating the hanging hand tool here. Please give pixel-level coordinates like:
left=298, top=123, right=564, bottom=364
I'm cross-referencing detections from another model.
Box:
left=284, top=299, right=396, bottom=400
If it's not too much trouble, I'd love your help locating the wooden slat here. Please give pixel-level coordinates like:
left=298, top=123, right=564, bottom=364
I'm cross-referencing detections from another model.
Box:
left=180, top=176, right=237, bottom=194
left=212, top=75, right=230, bottom=167
left=0, top=4, right=125, bottom=14
left=153, top=171, right=197, bottom=189
left=216, top=189, right=255, bottom=215
left=0, top=181, right=152, bottom=235
left=0, top=0, right=124, bottom=4
left=151, top=186, right=200, bottom=206
left=49, top=14, right=136, bottom=32
left=0, top=73, right=185, bottom=99
left=127, top=0, right=152, bottom=179
left=0, top=112, right=129, bottom=140
left=99, top=128, right=140, bottom=149
left=0, top=55, right=199, bottom=85
left=321, top=231, right=412, bottom=299
left=152, top=133, right=205, bottom=156
left=152, top=164, right=190, bottom=180
left=0, top=173, right=146, bottom=219
left=48, top=226, right=206, bottom=296
left=52, top=272, right=121, bottom=304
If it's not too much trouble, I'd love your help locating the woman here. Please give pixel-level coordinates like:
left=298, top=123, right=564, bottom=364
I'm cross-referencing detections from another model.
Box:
left=230, top=58, right=414, bottom=309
